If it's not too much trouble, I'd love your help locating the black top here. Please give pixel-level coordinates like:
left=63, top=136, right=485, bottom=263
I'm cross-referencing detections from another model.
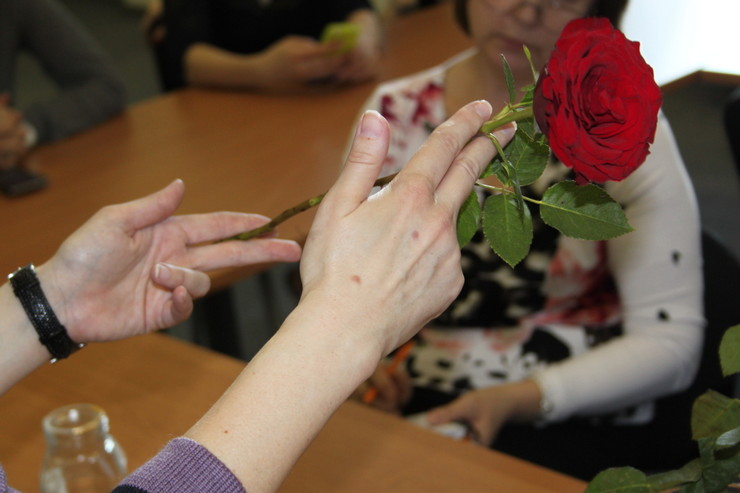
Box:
left=156, top=0, right=373, bottom=90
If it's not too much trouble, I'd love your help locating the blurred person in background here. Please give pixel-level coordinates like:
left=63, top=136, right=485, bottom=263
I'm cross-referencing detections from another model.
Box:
left=351, top=0, right=705, bottom=480
left=0, top=0, right=126, bottom=170
left=143, top=0, right=384, bottom=92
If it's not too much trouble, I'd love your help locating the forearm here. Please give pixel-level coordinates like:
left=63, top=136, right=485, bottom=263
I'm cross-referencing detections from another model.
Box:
left=20, top=0, right=126, bottom=143
left=185, top=294, right=383, bottom=493
left=184, top=44, right=268, bottom=90
left=24, top=75, right=126, bottom=144
left=535, top=322, right=702, bottom=421
left=0, top=271, right=53, bottom=394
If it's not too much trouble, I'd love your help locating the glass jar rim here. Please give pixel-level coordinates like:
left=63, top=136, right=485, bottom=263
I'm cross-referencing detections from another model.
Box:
left=42, top=403, right=109, bottom=436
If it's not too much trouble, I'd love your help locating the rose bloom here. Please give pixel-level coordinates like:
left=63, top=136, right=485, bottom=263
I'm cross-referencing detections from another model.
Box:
left=534, top=17, right=662, bottom=185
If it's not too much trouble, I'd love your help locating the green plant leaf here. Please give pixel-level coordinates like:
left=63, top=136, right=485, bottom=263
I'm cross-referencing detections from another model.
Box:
left=519, top=83, right=536, bottom=108
left=457, top=191, right=481, bottom=247
left=540, top=181, right=633, bottom=240
left=501, top=55, right=516, bottom=104
left=695, top=436, right=740, bottom=493
left=584, top=467, right=654, bottom=493
left=716, top=426, right=740, bottom=449
left=489, top=125, right=549, bottom=186
left=692, top=390, right=740, bottom=441
left=646, top=459, right=702, bottom=491
left=720, top=325, right=740, bottom=377
left=482, top=194, right=532, bottom=268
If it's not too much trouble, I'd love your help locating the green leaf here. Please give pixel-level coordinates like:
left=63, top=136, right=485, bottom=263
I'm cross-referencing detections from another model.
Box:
left=646, top=459, right=702, bottom=491
left=584, top=467, right=654, bottom=493
left=518, top=83, right=536, bottom=108
left=540, top=181, right=633, bottom=240
left=692, top=390, right=740, bottom=441
left=523, top=45, right=537, bottom=83
left=695, top=436, right=740, bottom=493
left=502, top=55, right=516, bottom=104
left=716, top=426, right=740, bottom=449
left=457, top=191, right=481, bottom=248
left=489, top=125, right=549, bottom=187
left=482, top=194, right=532, bottom=268
left=515, top=118, right=540, bottom=141
left=720, top=325, right=740, bottom=377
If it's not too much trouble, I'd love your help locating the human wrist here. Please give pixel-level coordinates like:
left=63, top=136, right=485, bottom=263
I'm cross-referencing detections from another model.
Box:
left=503, top=379, right=545, bottom=423
left=0, top=281, right=50, bottom=392
left=283, top=292, right=386, bottom=384
left=243, top=52, right=274, bottom=90
left=7, top=264, right=83, bottom=362
left=32, top=262, right=84, bottom=345
left=530, top=373, right=557, bottom=422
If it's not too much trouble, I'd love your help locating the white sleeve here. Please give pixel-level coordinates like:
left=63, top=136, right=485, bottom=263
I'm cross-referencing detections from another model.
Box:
left=534, top=113, right=705, bottom=421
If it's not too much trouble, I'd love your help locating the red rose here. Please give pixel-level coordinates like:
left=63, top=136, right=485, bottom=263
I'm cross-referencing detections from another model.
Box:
left=534, top=18, right=662, bottom=184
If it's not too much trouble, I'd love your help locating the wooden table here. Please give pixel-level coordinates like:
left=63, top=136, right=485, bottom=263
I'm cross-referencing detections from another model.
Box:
left=0, top=2, right=471, bottom=291
left=0, top=2, right=472, bottom=356
left=0, top=334, right=586, bottom=493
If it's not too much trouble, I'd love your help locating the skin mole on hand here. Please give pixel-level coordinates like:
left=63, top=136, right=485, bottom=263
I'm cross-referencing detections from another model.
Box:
left=412, top=230, right=420, bottom=240
left=351, top=275, right=362, bottom=284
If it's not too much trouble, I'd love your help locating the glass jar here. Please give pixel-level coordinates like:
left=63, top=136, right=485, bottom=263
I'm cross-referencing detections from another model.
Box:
left=40, top=403, right=127, bottom=493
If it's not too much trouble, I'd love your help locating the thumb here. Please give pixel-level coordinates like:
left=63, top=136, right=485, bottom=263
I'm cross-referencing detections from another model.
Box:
left=317, top=111, right=389, bottom=221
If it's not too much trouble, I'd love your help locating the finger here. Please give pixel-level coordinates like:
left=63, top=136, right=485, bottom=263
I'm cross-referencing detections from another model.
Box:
left=401, top=100, right=493, bottom=190
left=171, top=211, right=274, bottom=245
left=436, top=123, right=516, bottom=211
left=426, top=399, right=470, bottom=426
left=317, top=110, right=389, bottom=221
left=113, top=179, right=185, bottom=234
left=168, top=285, right=195, bottom=327
left=153, top=262, right=211, bottom=298
left=185, top=238, right=301, bottom=272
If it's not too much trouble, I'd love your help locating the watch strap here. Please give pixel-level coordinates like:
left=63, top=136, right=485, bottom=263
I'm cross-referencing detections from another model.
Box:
left=8, top=264, right=83, bottom=362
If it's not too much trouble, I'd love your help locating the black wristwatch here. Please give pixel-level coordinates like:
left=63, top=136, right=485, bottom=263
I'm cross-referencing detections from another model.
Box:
left=8, top=264, right=84, bottom=363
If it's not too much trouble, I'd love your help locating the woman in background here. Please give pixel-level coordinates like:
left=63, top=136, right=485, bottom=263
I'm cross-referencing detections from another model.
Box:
left=352, top=0, right=704, bottom=479
left=145, top=0, right=383, bottom=92
left=0, top=0, right=126, bottom=169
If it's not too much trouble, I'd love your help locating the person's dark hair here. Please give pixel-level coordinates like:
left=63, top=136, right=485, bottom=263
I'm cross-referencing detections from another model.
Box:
left=453, top=0, right=629, bottom=34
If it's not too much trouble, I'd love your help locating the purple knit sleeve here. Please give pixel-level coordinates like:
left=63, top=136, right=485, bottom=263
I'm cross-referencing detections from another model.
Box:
left=115, top=437, right=245, bottom=493
left=0, top=464, right=22, bottom=493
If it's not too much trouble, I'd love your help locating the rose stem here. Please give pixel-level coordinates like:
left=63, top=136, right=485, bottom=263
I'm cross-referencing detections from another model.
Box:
left=230, top=173, right=397, bottom=241
left=480, top=106, right=533, bottom=135
left=232, top=105, right=535, bottom=242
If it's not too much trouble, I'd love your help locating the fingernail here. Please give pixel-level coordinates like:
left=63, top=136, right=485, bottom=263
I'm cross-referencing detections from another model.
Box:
left=492, top=122, right=517, bottom=141
left=154, top=263, right=170, bottom=281
left=472, top=100, right=492, bottom=119
left=358, top=110, right=385, bottom=138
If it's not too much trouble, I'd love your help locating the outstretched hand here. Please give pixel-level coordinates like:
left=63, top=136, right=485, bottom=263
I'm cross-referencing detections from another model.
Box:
left=425, top=379, right=544, bottom=445
left=40, top=179, right=301, bottom=343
